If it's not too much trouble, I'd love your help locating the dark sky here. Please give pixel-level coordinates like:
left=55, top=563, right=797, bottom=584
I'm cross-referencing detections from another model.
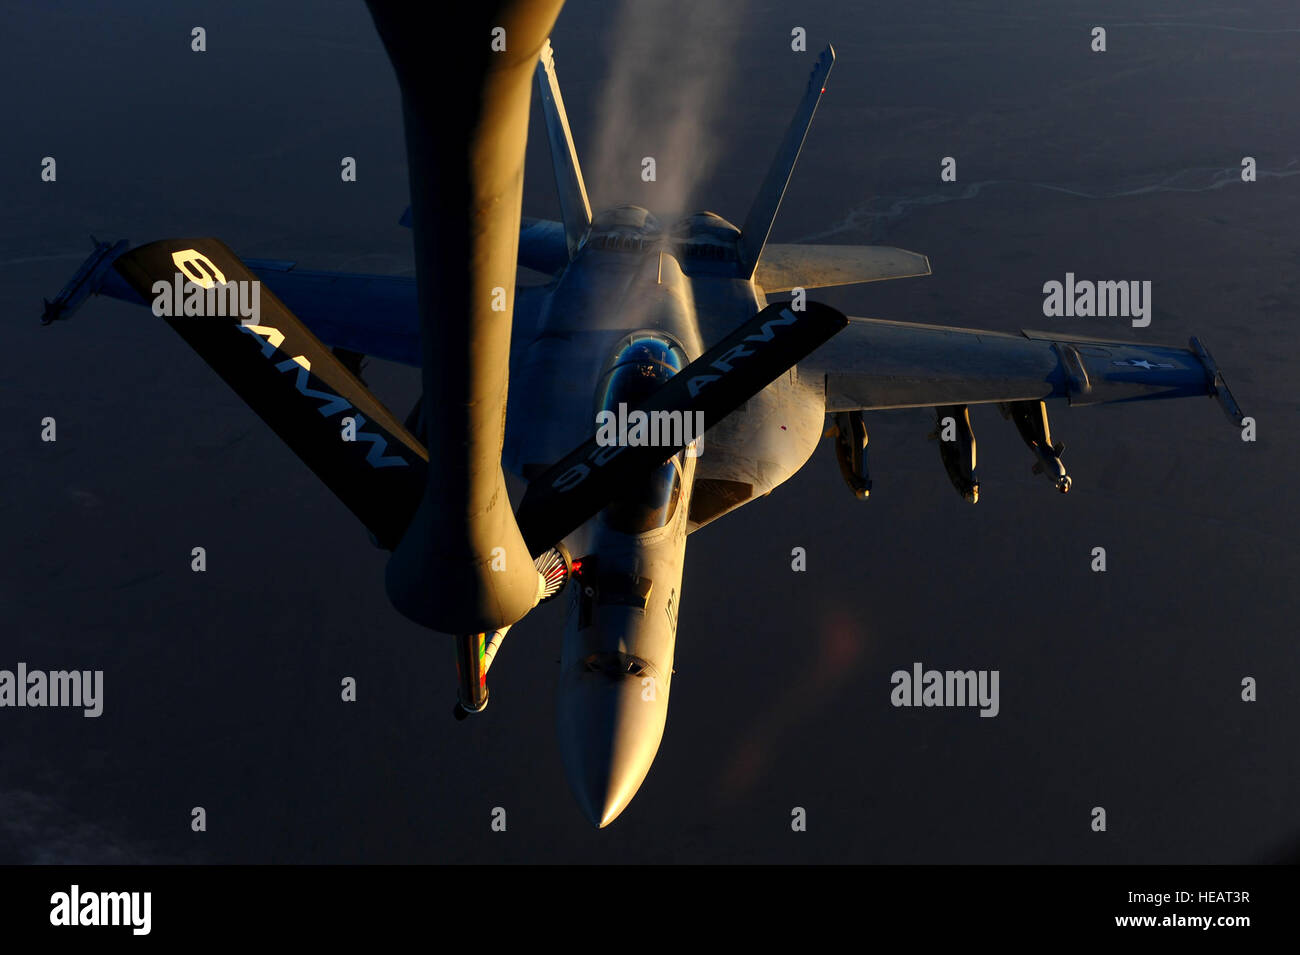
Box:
left=2, top=0, right=1297, bottom=862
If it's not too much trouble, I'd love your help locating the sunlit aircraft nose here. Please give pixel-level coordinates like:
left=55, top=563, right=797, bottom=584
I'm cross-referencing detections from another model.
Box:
left=557, top=662, right=669, bottom=828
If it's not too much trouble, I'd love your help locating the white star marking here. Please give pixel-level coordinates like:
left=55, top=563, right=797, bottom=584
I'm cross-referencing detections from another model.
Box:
left=1112, top=358, right=1175, bottom=370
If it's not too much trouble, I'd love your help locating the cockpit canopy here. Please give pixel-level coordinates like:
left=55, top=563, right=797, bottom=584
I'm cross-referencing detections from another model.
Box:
left=593, top=332, right=689, bottom=535
left=594, top=333, right=687, bottom=409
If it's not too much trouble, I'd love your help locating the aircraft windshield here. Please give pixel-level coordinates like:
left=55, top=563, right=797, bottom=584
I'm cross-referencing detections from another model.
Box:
left=594, top=336, right=686, bottom=409
left=594, top=334, right=688, bottom=535
left=603, top=457, right=682, bottom=534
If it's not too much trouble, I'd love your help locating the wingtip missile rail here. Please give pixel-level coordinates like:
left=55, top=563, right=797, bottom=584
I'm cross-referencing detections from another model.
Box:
left=40, top=237, right=131, bottom=324
left=1189, top=337, right=1246, bottom=427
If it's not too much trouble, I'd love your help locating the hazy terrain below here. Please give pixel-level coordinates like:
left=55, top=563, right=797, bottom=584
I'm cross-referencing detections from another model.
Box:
left=2, top=0, right=1296, bottom=862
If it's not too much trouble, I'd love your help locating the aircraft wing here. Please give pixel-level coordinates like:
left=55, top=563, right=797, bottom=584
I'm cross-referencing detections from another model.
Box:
left=238, top=262, right=420, bottom=366
left=259, top=267, right=550, bottom=369
left=800, top=317, right=1244, bottom=422
left=43, top=238, right=549, bottom=370
left=110, top=237, right=429, bottom=550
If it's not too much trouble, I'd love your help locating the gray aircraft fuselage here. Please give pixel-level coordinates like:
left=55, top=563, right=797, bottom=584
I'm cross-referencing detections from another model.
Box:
left=506, top=205, right=825, bottom=825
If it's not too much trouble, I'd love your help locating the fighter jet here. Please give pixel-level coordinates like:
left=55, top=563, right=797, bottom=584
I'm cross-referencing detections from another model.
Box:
left=42, top=1, right=1244, bottom=827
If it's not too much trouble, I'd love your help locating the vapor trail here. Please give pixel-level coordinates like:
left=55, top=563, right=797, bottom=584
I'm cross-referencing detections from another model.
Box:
left=589, top=0, right=748, bottom=217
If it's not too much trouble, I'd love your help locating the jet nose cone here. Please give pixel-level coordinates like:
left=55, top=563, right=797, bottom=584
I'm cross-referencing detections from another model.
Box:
left=557, top=667, right=668, bottom=828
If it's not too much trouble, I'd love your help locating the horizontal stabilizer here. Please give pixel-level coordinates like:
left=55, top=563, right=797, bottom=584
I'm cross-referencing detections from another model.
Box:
left=515, top=301, right=848, bottom=555
left=755, top=243, right=931, bottom=292
left=404, top=208, right=569, bottom=274
left=519, top=217, right=570, bottom=273
left=113, top=238, right=428, bottom=549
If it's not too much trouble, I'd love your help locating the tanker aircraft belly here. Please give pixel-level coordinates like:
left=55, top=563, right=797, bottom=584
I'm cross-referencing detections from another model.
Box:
left=44, top=2, right=1245, bottom=827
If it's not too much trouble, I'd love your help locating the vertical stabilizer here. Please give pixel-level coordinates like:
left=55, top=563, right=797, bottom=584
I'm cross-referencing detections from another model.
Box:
left=738, top=44, right=835, bottom=278
left=536, top=40, right=592, bottom=259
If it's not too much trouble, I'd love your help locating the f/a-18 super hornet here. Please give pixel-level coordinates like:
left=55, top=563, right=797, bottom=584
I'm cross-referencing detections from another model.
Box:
left=42, top=1, right=1244, bottom=827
